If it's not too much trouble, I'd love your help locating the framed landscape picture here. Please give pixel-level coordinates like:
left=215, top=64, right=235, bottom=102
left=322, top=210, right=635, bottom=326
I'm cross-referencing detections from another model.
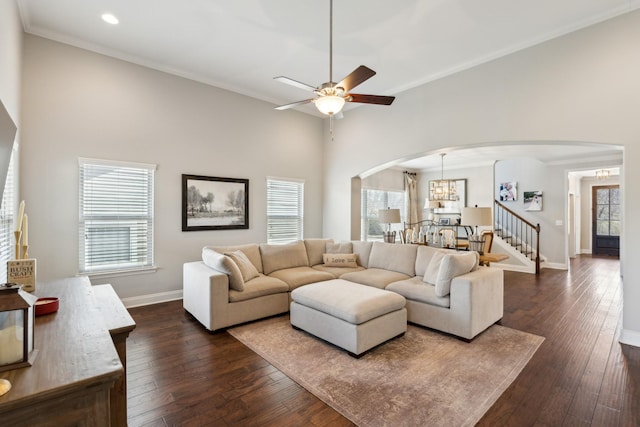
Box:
left=182, top=174, right=249, bottom=231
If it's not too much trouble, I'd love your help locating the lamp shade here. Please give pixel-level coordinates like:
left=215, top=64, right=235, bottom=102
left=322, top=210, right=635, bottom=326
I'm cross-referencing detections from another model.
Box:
left=314, top=95, right=346, bottom=115
left=461, top=207, right=492, bottom=227
left=424, top=200, right=440, bottom=209
left=378, top=208, right=401, bottom=224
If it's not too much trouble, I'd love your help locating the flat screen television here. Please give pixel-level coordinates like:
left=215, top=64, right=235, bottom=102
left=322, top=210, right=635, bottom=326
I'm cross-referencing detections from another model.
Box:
left=0, top=99, right=16, bottom=201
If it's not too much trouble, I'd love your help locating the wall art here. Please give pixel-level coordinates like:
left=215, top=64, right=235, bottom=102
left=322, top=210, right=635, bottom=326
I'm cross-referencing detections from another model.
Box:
left=182, top=174, right=249, bottom=231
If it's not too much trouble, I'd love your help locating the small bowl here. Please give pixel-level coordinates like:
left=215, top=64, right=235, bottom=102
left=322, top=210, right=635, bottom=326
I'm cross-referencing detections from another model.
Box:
left=35, top=297, right=59, bottom=316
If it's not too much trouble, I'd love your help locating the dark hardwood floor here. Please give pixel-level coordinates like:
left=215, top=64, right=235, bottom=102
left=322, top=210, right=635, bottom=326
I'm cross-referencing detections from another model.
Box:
left=126, top=255, right=639, bottom=426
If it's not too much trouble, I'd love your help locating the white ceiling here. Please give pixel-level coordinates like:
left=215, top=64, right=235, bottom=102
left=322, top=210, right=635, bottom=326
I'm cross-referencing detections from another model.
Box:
left=16, top=0, right=640, bottom=115
left=16, top=0, right=634, bottom=170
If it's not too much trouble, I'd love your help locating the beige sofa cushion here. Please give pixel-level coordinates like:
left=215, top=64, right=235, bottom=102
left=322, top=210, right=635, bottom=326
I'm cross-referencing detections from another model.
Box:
left=206, top=243, right=263, bottom=273
left=415, top=246, right=448, bottom=277
left=322, top=253, right=358, bottom=268
left=435, top=252, right=479, bottom=297
left=423, top=250, right=448, bottom=285
left=312, top=264, right=365, bottom=277
left=386, top=277, right=451, bottom=308
left=228, top=274, right=289, bottom=302
left=260, top=241, right=310, bottom=274
left=326, top=241, right=353, bottom=254
left=202, top=247, right=244, bottom=291
left=352, top=241, right=373, bottom=268
left=304, top=238, right=334, bottom=266
left=268, top=266, right=334, bottom=290
left=225, top=250, right=260, bottom=282
left=340, top=268, right=411, bottom=289
left=368, top=242, right=417, bottom=276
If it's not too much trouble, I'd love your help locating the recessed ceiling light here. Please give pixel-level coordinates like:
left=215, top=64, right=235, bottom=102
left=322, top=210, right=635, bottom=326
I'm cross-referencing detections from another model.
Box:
left=101, top=13, right=119, bottom=25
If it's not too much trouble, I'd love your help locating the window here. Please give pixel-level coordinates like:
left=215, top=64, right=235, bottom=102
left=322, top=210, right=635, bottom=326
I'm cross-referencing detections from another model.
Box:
left=267, top=177, right=304, bottom=244
left=361, top=189, right=405, bottom=241
left=79, top=158, right=156, bottom=275
left=0, top=148, right=16, bottom=280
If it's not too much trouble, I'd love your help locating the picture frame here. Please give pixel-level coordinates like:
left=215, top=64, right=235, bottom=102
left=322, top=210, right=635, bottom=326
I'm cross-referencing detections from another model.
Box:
left=499, top=181, right=517, bottom=202
left=524, top=191, right=543, bottom=211
left=182, top=174, right=249, bottom=231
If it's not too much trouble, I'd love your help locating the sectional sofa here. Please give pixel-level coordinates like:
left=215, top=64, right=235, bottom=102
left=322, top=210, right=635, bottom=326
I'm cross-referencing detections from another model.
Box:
left=182, top=239, right=504, bottom=340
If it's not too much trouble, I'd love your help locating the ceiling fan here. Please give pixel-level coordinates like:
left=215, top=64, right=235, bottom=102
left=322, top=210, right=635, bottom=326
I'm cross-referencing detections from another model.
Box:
left=274, top=0, right=395, bottom=117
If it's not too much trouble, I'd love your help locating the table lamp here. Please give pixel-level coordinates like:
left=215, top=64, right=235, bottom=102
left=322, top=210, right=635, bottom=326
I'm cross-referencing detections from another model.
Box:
left=461, top=206, right=492, bottom=253
left=378, top=208, right=401, bottom=243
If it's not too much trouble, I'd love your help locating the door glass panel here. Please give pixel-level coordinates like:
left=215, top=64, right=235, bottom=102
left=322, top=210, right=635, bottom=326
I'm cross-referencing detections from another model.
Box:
left=611, top=188, right=620, bottom=204
left=610, top=221, right=621, bottom=236
left=596, top=205, right=609, bottom=221
left=597, top=221, right=610, bottom=236
left=610, top=205, right=621, bottom=220
left=597, top=189, right=609, bottom=204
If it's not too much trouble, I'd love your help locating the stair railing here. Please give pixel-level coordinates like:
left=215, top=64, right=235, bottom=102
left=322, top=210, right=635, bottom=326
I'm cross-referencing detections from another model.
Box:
left=494, top=200, right=541, bottom=274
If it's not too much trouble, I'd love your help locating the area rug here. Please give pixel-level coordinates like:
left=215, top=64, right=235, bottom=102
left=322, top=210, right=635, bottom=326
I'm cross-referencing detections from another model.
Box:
left=228, top=315, right=544, bottom=427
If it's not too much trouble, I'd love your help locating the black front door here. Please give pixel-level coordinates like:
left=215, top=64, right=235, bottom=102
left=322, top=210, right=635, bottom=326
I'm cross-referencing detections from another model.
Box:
left=592, top=185, right=620, bottom=257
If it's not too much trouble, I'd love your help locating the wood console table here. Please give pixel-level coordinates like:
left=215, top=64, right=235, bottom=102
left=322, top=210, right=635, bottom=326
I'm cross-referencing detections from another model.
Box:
left=0, top=277, right=135, bottom=426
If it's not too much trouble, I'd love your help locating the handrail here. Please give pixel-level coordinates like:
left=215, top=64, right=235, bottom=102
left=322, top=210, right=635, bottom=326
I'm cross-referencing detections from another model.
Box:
left=494, top=200, right=541, bottom=274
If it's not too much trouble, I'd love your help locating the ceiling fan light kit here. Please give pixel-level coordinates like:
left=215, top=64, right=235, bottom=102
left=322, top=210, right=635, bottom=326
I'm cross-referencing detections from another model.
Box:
left=274, top=0, right=395, bottom=117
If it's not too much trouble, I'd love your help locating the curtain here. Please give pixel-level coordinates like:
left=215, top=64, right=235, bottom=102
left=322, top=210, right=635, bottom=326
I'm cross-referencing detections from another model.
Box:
left=404, top=172, right=418, bottom=227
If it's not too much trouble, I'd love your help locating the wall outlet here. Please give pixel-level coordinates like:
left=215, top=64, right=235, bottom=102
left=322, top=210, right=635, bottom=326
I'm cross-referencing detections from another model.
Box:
left=555, top=220, right=563, bottom=226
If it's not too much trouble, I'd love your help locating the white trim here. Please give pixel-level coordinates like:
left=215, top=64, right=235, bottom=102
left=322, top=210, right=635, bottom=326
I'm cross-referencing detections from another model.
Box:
left=266, top=175, right=305, bottom=184
left=78, top=157, right=157, bottom=171
left=489, top=263, right=535, bottom=274
left=541, top=262, right=568, bottom=270
left=121, top=290, right=183, bottom=308
left=619, top=329, right=640, bottom=348
left=80, top=266, right=158, bottom=280
left=580, top=249, right=593, bottom=255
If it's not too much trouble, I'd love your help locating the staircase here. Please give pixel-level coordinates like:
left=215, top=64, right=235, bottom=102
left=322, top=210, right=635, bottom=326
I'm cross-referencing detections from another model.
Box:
left=494, top=200, right=541, bottom=274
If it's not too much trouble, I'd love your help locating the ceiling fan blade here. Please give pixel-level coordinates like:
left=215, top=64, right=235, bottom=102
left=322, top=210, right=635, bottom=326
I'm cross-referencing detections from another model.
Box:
left=273, top=76, right=317, bottom=92
left=348, top=94, right=395, bottom=105
left=337, top=65, right=376, bottom=92
left=274, top=99, right=314, bottom=110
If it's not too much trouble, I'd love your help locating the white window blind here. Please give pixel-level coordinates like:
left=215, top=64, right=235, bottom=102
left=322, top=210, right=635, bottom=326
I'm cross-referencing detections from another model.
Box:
left=267, top=177, right=304, bottom=244
left=361, top=188, right=405, bottom=241
left=0, top=149, right=16, bottom=280
left=79, top=158, right=156, bottom=274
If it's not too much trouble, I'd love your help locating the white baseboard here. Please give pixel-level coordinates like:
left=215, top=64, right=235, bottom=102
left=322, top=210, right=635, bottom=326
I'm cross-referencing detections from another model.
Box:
left=122, top=290, right=183, bottom=308
left=580, top=249, right=593, bottom=255
left=541, top=262, right=568, bottom=270
left=620, top=329, right=640, bottom=348
left=490, top=263, right=536, bottom=274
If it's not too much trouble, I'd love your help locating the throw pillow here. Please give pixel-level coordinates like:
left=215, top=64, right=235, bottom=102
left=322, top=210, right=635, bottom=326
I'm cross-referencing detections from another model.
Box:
left=322, top=253, right=358, bottom=268
left=434, top=252, right=479, bottom=297
left=202, top=247, right=245, bottom=291
left=423, top=250, right=447, bottom=285
left=326, top=241, right=353, bottom=254
left=225, top=250, right=260, bottom=282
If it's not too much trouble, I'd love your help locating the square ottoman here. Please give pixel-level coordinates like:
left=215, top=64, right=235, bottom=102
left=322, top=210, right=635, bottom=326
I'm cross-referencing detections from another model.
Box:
left=290, top=279, right=407, bottom=357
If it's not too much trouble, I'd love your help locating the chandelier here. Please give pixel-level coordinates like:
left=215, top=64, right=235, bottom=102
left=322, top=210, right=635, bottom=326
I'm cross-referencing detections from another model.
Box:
left=596, top=169, right=610, bottom=180
left=429, top=153, right=458, bottom=201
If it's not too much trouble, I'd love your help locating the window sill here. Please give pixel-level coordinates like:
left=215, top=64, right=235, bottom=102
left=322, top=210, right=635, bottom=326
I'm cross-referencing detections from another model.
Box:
left=79, top=266, right=158, bottom=280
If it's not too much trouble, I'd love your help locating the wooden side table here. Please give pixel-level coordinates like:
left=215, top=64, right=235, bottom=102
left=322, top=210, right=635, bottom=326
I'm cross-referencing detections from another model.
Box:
left=479, top=253, right=509, bottom=266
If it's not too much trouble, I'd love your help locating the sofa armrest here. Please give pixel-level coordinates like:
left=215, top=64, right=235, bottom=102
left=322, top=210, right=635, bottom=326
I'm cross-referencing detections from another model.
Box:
left=183, top=261, right=230, bottom=331
left=448, top=266, right=504, bottom=339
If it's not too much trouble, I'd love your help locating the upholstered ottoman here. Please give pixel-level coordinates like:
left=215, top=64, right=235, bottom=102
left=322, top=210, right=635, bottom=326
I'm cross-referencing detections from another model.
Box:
left=290, top=279, right=407, bottom=357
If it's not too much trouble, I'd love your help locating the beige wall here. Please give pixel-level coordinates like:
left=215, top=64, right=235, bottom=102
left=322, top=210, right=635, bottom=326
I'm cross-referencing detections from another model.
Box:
left=322, top=11, right=640, bottom=345
left=0, top=0, right=22, bottom=123
left=20, top=35, right=325, bottom=302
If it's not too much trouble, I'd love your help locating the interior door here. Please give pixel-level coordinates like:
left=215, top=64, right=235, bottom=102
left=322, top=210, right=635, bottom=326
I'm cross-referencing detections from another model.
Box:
left=592, top=185, right=620, bottom=256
